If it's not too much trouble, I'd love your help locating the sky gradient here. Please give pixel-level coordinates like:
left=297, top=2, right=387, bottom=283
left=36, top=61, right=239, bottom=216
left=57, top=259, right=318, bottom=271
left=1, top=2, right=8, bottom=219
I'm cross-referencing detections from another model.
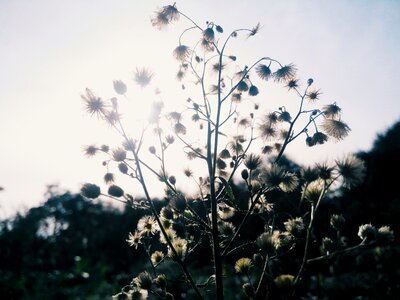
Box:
left=1, top=0, right=399, bottom=219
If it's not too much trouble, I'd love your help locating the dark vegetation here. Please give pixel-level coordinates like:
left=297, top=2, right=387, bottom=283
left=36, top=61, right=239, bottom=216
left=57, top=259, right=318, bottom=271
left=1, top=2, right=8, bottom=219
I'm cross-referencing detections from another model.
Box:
left=1, top=121, right=399, bottom=299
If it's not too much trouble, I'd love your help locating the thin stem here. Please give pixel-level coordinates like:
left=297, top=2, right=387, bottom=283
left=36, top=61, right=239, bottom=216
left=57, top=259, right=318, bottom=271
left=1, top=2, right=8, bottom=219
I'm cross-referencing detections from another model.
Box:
left=255, top=254, right=269, bottom=297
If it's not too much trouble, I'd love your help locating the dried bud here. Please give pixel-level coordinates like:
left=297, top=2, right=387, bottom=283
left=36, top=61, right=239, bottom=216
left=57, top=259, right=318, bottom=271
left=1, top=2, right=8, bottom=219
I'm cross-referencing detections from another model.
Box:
left=108, top=185, right=124, bottom=197
left=81, top=183, right=101, bottom=199
left=118, top=162, right=128, bottom=174
left=241, top=169, right=249, bottom=180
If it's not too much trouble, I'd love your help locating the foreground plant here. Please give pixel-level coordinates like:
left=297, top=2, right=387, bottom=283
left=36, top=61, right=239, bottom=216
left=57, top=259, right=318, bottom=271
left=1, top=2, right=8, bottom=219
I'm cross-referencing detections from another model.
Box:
left=80, top=3, right=393, bottom=299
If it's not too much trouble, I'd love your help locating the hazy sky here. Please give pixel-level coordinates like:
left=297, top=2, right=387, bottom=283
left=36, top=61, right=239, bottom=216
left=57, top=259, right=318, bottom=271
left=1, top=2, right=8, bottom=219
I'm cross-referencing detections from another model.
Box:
left=1, top=0, right=399, bottom=219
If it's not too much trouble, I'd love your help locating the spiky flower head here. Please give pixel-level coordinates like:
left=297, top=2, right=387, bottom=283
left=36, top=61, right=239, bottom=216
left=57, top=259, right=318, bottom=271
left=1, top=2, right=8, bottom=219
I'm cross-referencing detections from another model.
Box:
left=219, top=149, right=231, bottom=159
left=330, top=214, right=346, bottom=231
left=358, top=224, right=377, bottom=241
left=274, top=274, right=295, bottom=289
left=306, top=89, right=321, bottom=101
left=83, top=145, right=97, bottom=157
left=273, top=64, right=296, bottom=83
left=316, top=162, right=334, bottom=180
left=160, top=228, right=177, bottom=244
left=168, top=237, right=187, bottom=259
left=258, top=124, right=277, bottom=141
left=165, top=135, right=175, bottom=144
left=217, top=203, right=235, bottom=220
left=286, top=79, right=299, bottom=90
left=306, top=136, right=316, bottom=147
left=108, top=185, right=124, bottom=198
left=279, top=111, right=292, bottom=122
left=262, top=145, right=273, bottom=154
left=202, top=27, right=215, bottom=42
left=80, top=183, right=101, bottom=199
left=200, top=38, right=214, bottom=52
left=260, top=164, right=285, bottom=187
left=134, top=68, right=154, bottom=88
left=113, top=80, right=127, bottom=95
left=301, top=166, right=319, bottom=183
left=174, top=122, right=186, bottom=135
left=279, top=172, right=299, bottom=192
left=336, top=155, right=366, bottom=188
left=137, top=216, right=159, bottom=236
left=170, top=194, right=187, bottom=212
left=104, top=111, right=121, bottom=126
left=236, top=80, right=249, bottom=92
left=112, top=148, right=127, bottom=162
left=82, top=88, right=106, bottom=117
left=312, top=131, right=328, bottom=145
left=134, top=271, right=153, bottom=291
left=322, top=119, right=350, bottom=141
left=151, top=4, right=179, bottom=30
left=218, top=222, right=235, bottom=238
left=173, top=45, right=191, bottom=61
left=303, top=180, right=324, bottom=203
left=323, top=103, right=341, bottom=119
left=231, top=93, right=242, bottom=102
left=284, top=217, right=305, bottom=237
left=126, top=231, right=142, bottom=249
left=256, top=64, right=272, bottom=80
left=235, top=257, right=252, bottom=274
left=244, top=153, right=262, bottom=170
left=376, top=226, right=394, bottom=244
left=256, top=231, right=280, bottom=253
left=248, top=85, right=259, bottom=96
left=151, top=251, right=165, bottom=265
left=103, top=173, right=115, bottom=184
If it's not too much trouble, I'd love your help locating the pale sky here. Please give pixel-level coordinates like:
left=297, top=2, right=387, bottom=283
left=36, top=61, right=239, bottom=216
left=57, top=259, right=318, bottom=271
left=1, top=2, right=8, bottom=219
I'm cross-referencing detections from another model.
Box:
left=1, top=0, right=399, bottom=219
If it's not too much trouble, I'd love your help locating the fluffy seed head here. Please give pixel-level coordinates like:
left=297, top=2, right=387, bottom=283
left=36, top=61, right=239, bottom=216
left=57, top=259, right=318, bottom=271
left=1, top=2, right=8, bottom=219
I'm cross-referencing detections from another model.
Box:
left=235, top=257, right=252, bottom=274
left=113, top=80, right=127, bottom=95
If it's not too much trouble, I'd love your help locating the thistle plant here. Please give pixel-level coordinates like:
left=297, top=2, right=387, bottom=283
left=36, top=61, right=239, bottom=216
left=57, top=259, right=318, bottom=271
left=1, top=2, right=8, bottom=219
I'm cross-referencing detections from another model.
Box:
left=80, top=3, right=394, bottom=299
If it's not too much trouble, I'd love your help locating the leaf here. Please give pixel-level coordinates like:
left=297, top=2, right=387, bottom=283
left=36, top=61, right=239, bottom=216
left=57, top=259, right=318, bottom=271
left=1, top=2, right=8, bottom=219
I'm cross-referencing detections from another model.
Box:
left=217, top=176, right=234, bottom=201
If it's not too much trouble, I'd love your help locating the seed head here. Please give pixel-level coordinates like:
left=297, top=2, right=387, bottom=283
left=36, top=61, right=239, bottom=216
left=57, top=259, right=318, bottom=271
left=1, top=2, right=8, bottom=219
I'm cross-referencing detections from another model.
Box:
left=273, top=64, right=296, bottom=83
left=202, top=27, right=215, bottom=42
left=80, top=183, right=101, bottom=199
left=173, top=45, right=191, bottom=61
left=330, top=214, right=345, bottom=231
left=151, top=4, right=180, bottom=30
left=335, top=155, right=366, bottom=188
left=358, top=224, right=377, bottom=241
left=256, top=64, right=272, bottom=81
left=151, top=251, right=165, bottom=265
left=248, top=85, right=259, bottom=96
left=134, top=68, right=154, bottom=88
left=104, top=173, right=115, bottom=184
left=235, top=257, right=252, bottom=274
left=108, top=185, right=124, bottom=197
left=112, top=148, right=127, bottom=162
left=113, top=80, right=127, bottom=95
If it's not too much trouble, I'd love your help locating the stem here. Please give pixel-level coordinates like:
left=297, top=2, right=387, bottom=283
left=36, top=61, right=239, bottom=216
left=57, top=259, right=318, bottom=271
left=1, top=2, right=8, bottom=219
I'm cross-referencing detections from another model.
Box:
left=293, top=184, right=327, bottom=290
left=222, top=188, right=266, bottom=256
left=133, top=151, right=203, bottom=299
left=255, top=254, right=269, bottom=298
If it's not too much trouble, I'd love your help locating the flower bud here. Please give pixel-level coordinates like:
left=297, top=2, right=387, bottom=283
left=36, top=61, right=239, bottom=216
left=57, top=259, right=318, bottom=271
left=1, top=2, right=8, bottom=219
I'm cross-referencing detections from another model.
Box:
left=81, top=183, right=100, bottom=199
left=108, top=185, right=124, bottom=197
